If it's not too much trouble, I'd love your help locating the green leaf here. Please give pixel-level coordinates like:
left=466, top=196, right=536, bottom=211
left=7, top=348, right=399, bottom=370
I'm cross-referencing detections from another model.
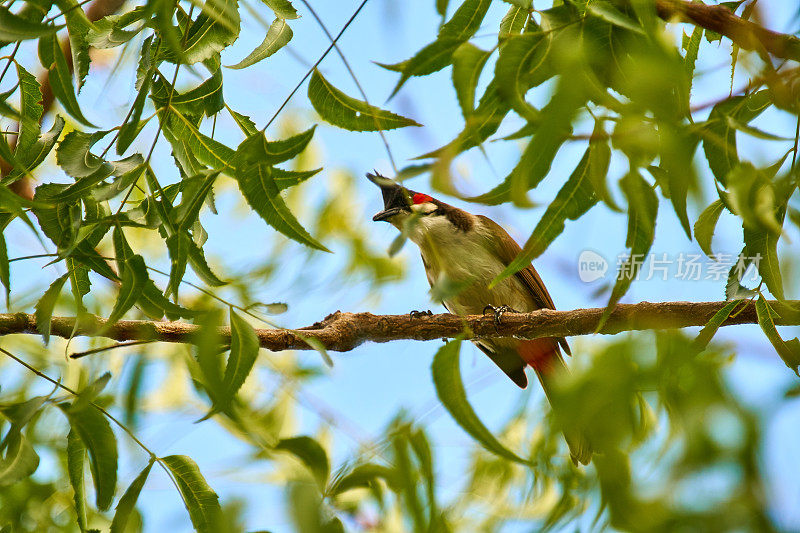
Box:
left=701, top=90, right=770, bottom=184
left=744, top=225, right=784, bottom=300
left=0, top=86, right=19, bottom=119
left=41, top=34, right=95, bottom=127
left=34, top=273, right=69, bottom=344
left=234, top=159, right=329, bottom=251
left=587, top=121, right=618, bottom=211
left=73, top=242, right=119, bottom=282
left=276, top=436, right=330, bottom=488
left=221, top=309, right=259, bottom=407
left=175, top=171, right=220, bottom=230
left=727, top=162, right=782, bottom=234
left=0, top=6, right=60, bottom=40
left=493, top=144, right=601, bottom=284
left=228, top=108, right=259, bottom=136
left=499, top=5, right=529, bottom=36
left=13, top=115, right=65, bottom=180
left=186, top=235, right=227, bottom=286
left=655, top=128, right=699, bottom=239
left=502, top=0, right=531, bottom=8
left=494, top=31, right=553, bottom=121
left=600, top=171, right=658, bottom=328
left=193, top=310, right=225, bottom=411
left=451, top=42, right=491, bottom=118
left=110, top=459, right=154, bottom=533
left=272, top=167, right=322, bottom=191
left=54, top=156, right=144, bottom=203
left=114, top=227, right=196, bottom=320
left=56, top=0, right=95, bottom=89
left=438, top=0, right=492, bottom=41
left=694, top=199, right=725, bottom=259
left=0, top=135, right=24, bottom=180
left=160, top=455, right=222, bottom=533
left=287, top=480, right=327, bottom=533
left=388, top=426, right=425, bottom=531
left=691, top=300, right=740, bottom=354
left=105, top=255, right=147, bottom=328
left=135, top=33, right=156, bottom=90
left=88, top=8, right=148, bottom=49
left=309, top=70, right=420, bottom=131
left=256, top=127, right=317, bottom=164
left=725, top=115, right=792, bottom=141
left=409, top=427, right=437, bottom=523
left=682, top=26, right=702, bottom=106
left=60, top=403, right=118, bottom=511
left=384, top=38, right=462, bottom=97
left=14, top=64, right=43, bottom=159
left=179, top=0, right=241, bottom=65
left=151, top=73, right=220, bottom=121
left=756, top=295, right=800, bottom=375
left=227, top=17, right=292, bottom=69
left=261, top=0, right=298, bottom=19
left=329, top=463, right=399, bottom=495
left=0, top=186, right=42, bottom=237
left=67, top=260, right=91, bottom=310
left=0, top=397, right=47, bottom=486
left=0, top=234, right=7, bottom=306
left=71, top=372, right=112, bottom=413
left=0, top=396, right=46, bottom=432
left=0, top=432, right=39, bottom=486
left=159, top=109, right=235, bottom=170
left=118, top=67, right=153, bottom=154
left=56, top=129, right=110, bottom=178
left=422, top=79, right=511, bottom=161
left=165, top=233, right=188, bottom=300
left=67, top=430, right=87, bottom=532
left=587, top=1, right=644, bottom=34
left=484, top=82, right=580, bottom=205
left=431, top=339, right=528, bottom=464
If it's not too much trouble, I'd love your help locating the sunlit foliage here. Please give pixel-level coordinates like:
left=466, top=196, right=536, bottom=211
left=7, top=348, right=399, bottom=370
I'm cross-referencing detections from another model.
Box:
left=0, top=0, right=799, bottom=531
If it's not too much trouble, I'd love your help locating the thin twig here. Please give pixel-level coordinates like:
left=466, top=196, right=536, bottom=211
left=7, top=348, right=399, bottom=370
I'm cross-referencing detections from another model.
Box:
left=0, top=346, right=187, bottom=501
left=0, top=346, right=154, bottom=455
left=299, top=0, right=397, bottom=172
left=69, top=340, right=155, bottom=359
left=42, top=0, right=95, bottom=23
left=0, top=42, right=21, bottom=87
left=264, top=0, right=370, bottom=130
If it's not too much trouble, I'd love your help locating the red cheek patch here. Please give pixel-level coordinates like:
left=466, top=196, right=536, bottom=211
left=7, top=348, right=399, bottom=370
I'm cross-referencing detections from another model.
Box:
left=413, top=193, right=433, bottom=205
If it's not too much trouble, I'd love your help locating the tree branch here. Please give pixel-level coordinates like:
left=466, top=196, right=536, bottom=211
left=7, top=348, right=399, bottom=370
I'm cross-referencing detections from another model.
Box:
left=1, top=300, right=797, bottom=354
left=655, top=0, right=800, bottom=62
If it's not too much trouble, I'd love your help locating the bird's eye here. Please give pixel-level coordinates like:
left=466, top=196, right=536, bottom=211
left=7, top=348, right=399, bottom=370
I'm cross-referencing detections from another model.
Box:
left=412, top=193, right=433, bottom=205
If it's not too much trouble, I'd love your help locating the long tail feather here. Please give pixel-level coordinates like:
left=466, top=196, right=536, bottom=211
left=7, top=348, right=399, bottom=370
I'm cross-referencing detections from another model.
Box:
left=519, top=339, right=592, bottom=465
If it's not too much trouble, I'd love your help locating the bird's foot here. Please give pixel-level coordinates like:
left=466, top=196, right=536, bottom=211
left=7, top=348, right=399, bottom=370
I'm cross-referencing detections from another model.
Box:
left=482, top=305, right=518, bottom=326
left=410, top=309, right=433, bottom=319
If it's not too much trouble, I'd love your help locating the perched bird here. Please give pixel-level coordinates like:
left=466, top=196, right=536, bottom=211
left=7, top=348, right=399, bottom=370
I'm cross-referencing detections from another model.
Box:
left=368, top=172, right=591, bottom=465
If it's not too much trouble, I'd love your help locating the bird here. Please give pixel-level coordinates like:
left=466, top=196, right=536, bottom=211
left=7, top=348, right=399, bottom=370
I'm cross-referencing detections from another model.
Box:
left=367, top=171, right=591, bottom=465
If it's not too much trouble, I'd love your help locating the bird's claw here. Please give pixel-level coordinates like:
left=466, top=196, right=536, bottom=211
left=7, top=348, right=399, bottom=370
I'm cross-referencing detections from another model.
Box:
left=483, top=305, right=517, bottom=326
left=410, top=309, right=433, bottom=319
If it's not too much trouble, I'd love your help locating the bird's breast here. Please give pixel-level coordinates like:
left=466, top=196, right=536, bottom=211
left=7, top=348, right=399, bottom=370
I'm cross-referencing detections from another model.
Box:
left=412, top=218, right=534, bottom=315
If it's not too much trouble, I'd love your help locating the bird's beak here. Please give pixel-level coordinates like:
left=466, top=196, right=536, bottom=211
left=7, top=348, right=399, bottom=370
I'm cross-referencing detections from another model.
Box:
left=372, top=207, right=403, bottom=222
left=366, top=172, right=409, bottom=222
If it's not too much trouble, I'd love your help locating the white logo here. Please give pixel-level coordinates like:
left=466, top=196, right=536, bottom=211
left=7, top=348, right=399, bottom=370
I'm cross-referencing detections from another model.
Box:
left=578, top=250, right=608, bottom=283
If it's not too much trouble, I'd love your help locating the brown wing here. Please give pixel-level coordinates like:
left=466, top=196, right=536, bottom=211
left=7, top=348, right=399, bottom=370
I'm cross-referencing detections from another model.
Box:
left=477, top=215, right=571, bottom=356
